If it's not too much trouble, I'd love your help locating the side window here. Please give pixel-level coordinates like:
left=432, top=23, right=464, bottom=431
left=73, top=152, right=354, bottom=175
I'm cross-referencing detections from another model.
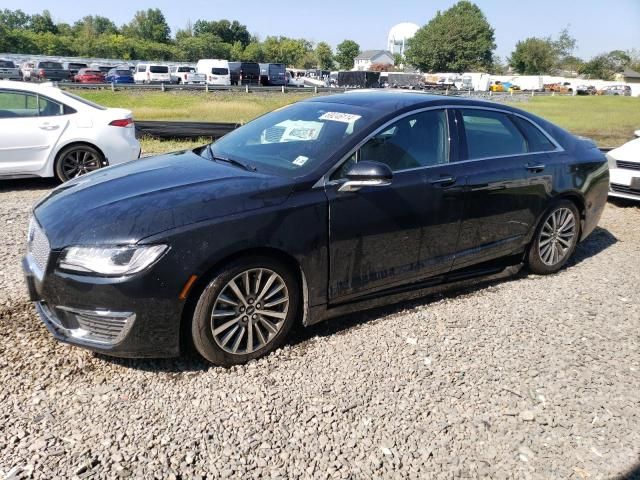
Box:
left=461, top=109, right=527, bottom=160
left=137, top=65, right=145, bottom=73
left=38, top=96, right=64, bottom=117
left=360, top=109, right=449, bottom=172
left=0, top=91, right=39, bottom=118
left=510, top=115, right=556, bottom=152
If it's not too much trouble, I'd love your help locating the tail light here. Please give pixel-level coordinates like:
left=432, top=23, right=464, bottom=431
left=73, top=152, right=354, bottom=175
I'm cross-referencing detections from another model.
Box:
left=184, top=73, right=188, bottom=80
left=109, top=118, right=134, bottom=128
left=39, top=69, right=46, bottom=77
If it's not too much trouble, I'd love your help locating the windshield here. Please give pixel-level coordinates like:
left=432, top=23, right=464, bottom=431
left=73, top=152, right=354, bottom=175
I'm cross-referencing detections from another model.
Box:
left=209, top=101, right=372, bottom=177
left=60, top=91, right=107, bottom=110
left=0, top=61, right=15, bottom=68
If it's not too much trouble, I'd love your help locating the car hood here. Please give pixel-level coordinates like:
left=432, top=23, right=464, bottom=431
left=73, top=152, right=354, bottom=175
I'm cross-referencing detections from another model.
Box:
left=609, top=137, right=640, bottom=163
left=34, top=150, right=295, bottom=249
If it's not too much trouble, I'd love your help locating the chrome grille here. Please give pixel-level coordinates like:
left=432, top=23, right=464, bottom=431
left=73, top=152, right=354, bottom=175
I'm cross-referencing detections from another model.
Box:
left=54, top=306, right=136, bottom=346
left=28, top=218, right=50, bottom=274
left=610, top=183, right=640, bottom=195
left=616, top=160, right=640, bottom=171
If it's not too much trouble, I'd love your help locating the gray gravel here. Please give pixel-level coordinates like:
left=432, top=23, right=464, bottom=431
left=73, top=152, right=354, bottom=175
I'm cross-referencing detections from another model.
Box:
left=1, top=178, right=639, bottom=480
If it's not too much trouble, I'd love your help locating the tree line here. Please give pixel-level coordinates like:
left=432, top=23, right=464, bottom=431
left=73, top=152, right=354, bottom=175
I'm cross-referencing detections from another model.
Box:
left=1, top=3, right=638, bottom=80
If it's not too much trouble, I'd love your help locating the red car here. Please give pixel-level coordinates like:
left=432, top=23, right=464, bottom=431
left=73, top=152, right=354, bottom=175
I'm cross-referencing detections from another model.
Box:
left=73, top=68, right=105, bottom=84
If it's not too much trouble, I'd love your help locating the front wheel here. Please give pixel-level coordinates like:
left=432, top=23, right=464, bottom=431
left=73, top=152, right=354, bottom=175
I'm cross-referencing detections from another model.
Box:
left=55, top=144, right=105, bottom=182
left=191, top=255, right=299, bottom=366
left=527, top=200, right=580, bottom=274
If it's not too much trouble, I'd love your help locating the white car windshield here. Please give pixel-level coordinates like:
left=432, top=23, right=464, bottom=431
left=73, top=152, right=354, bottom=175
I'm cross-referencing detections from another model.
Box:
left=208, top=101, right=373, bottom=176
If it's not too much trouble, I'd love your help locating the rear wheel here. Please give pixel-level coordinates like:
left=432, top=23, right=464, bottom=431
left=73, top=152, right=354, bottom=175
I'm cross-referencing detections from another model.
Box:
left=527, top=200, right=580, bottom=274
left=55, top=144, right=105, bottom=182
left=191, top=255, right=299, bottom=366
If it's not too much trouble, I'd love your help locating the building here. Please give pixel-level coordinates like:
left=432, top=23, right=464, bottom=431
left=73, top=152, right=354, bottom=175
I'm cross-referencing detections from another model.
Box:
left=615, top=68, right=640, bottom=85
left=353, top=50, right=395, bottom=71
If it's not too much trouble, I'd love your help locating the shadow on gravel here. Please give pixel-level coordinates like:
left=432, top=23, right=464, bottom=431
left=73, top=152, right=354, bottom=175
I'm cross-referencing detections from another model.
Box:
left=608, top=197, right=640, bottom=209
left=0, top=177, right=58, bottom=193
left=567, top=226, right=617, bottom=268
left=93, top=227, right=617, bottom=373
left=618, top=462, right=640, bottom=480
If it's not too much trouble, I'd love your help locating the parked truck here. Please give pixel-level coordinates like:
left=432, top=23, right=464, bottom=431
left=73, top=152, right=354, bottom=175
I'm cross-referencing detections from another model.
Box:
left=32, top=61, right=69, bottom=82
left=336, top=71, right=381, bottom=89
left=0, top=59, right=22, bottom=81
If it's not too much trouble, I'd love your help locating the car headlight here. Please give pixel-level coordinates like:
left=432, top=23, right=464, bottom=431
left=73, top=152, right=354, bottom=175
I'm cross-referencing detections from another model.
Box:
left=58, top=245, right=168, bottom=276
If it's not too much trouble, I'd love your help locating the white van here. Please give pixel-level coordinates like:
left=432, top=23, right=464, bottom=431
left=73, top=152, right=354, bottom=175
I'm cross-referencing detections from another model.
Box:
left=196, top=59, right=231, bottom=86
left=134, top=64, right=171, bottom=84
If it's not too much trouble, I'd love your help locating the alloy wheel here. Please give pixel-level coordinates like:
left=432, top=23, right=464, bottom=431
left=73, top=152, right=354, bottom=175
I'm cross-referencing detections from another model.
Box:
left=210, top=268, right=289, bottom=354
left=61, top=149, right=102, bottom=180
left=538, top=207, right=576, bottom=266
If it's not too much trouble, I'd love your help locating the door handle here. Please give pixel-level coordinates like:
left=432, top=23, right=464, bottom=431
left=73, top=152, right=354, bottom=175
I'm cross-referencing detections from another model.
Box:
left=525, top=163, right=545, bottom=172
left=39, top=124, right=60, bottom=131
left=429, top=175, right=456, bottom=186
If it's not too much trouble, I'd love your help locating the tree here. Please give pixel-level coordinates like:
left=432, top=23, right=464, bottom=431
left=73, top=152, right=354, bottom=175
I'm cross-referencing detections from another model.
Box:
left=552, top=27, right=576, bottom=59
left=123, top=9, right=170, bottom=44
left=405, top=1, right=495, bottom=72
left=509, top=37, right=556, bottom=74
left=73, top=15, right=118, bottom=36
left=335, top=40, right=360, bottom=70
left=241, top=42, right=264, bottom=62
left=29, top=10, right=57, bottom=34
left=193, top=19, right=250, bottom=46
left=0, top=9, right=30, bottom=29
left=579, top=51, right=631, bottom=80
left=262, top=36, right=312, bottom=67
left=315, top=42, right=334, bottom=70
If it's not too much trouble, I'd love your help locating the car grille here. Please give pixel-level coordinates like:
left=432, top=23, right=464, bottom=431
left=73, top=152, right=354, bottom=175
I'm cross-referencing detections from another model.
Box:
left=610, top=183, right=640, bottom=195
left=616, top=160, right=640, bottom=171
left=28, top=218, right=50, bottom=274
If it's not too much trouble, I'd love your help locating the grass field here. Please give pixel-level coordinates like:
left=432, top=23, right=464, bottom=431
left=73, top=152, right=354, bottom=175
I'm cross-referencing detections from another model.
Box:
left=73, top=90, right=640, bottom=153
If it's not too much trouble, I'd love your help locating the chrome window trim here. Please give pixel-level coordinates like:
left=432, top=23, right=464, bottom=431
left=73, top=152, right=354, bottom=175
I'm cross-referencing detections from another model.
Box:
left=315, top=104, right=564, bottom=189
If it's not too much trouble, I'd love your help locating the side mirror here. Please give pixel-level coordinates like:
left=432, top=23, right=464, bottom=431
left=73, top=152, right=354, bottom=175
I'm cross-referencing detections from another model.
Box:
left=338, top=161, right=393, bottom=192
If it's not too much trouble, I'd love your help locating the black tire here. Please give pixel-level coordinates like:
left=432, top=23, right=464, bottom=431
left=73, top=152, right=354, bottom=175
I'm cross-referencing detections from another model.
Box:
left=527, top=200, right=580, bottom=275
left=192, top=255, right=300, bottom=366
left=55, top=144, right=105, bottom=182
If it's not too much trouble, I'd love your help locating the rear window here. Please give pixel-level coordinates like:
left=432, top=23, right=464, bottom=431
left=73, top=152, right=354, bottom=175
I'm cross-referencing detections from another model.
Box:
left=116, top=70, right=131, bottom=75
left=60, top=91, right=107, bottom=110
left=510, top=115, right=557, bottom=153
left=83, top=70, right=102, bottom=75
left=150, top=66, right=169, bottom=73
left=211, top=68, right=229, bottom=75
left=39, top=62, right=63, bottom=69
left=461, top=109, right=527, bottom=160
left=0, top=61, right=15, bottom=68
left=69, top=63, right=87, bottom=69
left=178, top=67, right=195, bottom=73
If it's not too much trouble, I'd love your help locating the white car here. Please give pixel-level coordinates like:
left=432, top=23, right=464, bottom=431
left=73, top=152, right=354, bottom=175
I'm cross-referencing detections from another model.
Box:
left=0, top=81, right=140, bottom=182
left=133, top=64, right=171, bottom=84
left=608, top=130, right=640, bottom=201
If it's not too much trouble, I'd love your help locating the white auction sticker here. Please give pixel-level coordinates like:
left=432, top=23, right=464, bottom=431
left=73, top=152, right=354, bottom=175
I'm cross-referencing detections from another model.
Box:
left=293, top=155, right=309, bottom=166
left=319, top=112, right=362, bottom=123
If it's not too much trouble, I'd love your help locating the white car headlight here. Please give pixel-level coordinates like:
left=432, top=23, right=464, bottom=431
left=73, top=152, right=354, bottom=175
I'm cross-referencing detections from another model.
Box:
left=58, top=245, right=168, bottom=276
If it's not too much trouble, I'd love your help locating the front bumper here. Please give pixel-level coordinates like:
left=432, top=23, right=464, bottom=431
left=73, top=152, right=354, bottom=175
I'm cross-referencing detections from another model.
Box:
left=609, top=167, right=640, bottom=201
left=22, top=253, right=183, bottom=358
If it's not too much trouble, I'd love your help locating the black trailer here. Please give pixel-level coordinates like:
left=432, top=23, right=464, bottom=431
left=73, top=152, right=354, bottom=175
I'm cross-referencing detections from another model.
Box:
left=229, top=62, right=260, bottom=86
left=258, top=63, right=286, bottom=86
left=336, top=71, right=381, bottom=88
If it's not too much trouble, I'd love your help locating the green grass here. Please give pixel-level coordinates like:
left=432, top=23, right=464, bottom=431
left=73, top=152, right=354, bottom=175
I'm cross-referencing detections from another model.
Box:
left=513, top=96, right=640, bottom=147
left=74, top=89, right=315, bottom=124
left=69, top=89, right=640, bottom=153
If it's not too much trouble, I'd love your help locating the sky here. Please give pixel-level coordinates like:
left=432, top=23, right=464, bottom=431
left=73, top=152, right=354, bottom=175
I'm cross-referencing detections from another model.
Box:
left=2, top=0, right=639, bottom=60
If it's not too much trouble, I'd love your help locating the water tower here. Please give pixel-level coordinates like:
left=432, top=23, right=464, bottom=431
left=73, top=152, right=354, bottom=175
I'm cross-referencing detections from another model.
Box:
left=387, top=23, right=420, bottom=56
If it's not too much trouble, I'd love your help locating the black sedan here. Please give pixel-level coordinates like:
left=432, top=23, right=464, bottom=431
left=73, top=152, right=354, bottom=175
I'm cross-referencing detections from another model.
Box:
left=23, top=92, right=609, bottom=366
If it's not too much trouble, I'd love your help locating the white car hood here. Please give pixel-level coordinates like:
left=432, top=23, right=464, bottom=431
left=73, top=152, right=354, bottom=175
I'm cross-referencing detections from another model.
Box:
left=609, top=137, right=640, bottom=163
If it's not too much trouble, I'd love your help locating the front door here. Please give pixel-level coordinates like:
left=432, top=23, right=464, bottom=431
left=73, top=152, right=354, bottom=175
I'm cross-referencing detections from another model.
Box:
left=325, top=108, right=465, bottom=302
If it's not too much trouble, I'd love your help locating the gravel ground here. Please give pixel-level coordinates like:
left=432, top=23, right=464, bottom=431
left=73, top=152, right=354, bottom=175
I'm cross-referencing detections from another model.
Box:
left=0, top=179, right=638, bottom=480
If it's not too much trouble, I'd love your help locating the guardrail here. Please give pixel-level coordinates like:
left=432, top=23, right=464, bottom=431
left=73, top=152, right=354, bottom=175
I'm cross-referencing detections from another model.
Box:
left=57, top=82, right=577, bottom=98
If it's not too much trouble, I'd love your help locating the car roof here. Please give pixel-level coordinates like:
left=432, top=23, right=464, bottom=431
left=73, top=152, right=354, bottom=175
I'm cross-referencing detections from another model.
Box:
left=0, top=80, right=61, bottom=94
left=304, top=90, right=523, bottom=115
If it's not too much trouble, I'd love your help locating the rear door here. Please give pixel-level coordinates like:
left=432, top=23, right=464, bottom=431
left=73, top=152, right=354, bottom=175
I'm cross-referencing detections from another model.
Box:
left=451, top=108, right=554, bottom=269
left=325, top=108, right=466, bottom=302
left=0, top=90, right=69, bottom=175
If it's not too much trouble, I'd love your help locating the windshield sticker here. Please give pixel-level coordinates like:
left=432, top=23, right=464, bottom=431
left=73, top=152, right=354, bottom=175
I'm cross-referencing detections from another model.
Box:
left=293, top=156, right=309, bottom=166
left=319, top=112, right=362, bottom=123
